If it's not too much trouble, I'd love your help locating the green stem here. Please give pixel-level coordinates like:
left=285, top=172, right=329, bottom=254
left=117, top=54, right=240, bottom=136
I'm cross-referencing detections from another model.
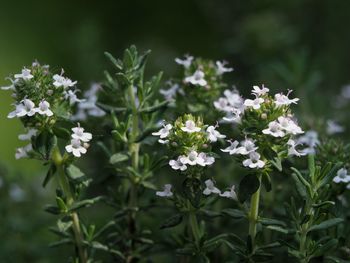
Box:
left=189, top=211, right=201, bottom=247
left=299, top=203, right=313, bottom=263
left=52, top=147, right=88, bottom=263
left=248, top=175, right=262, bottom=251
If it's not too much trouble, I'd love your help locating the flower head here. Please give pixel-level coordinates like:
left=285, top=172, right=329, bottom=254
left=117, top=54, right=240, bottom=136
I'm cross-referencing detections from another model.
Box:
left=36, top=100, right=53, bottom=117
left=65, top=138, right=87, bottom=157
left=184, top=70, right=207, bottom=87
left=175, top=55, right=193, bottom=68
left=181, top=120, right=201, bottom=133
left=242, top=152, right=265, bottom=169
left=244, top=96, right=264, bottom=110
left=216, top=61, right=233, bottom=75
left=274, top=91, right=299, bottom=106
left=206, top=125, right=226, bottom=142
left=203, top=179, right=221, bottom=195
left=71, top=125, right=93, bottom=142
left=169, top=157, right=187, bottom=171
left=220, top=185, right=237, bottom=200
left=156, top=184, right=173, bottom=197
left=14, top=68, right=34, bottom=80
left=251, top=85, right=269, bottom=96
left=152, top=124, right=173, bottom=139
left=53, top=74, right=77, bottom=89
left=333, top=168, right=350, bottom=184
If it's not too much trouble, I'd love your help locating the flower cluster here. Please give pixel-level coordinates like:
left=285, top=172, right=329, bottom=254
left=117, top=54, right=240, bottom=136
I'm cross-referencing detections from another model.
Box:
left=152, top=114, right=225, bottom=174
left=160, top=55, right=233, bottom=119
left=2, top=62, right=80, bottom=126
left=65, top=125, right=92, bottom=157
left=218, top=85, right=305, bottom=170
left=156, top=180, right=237, bottom=200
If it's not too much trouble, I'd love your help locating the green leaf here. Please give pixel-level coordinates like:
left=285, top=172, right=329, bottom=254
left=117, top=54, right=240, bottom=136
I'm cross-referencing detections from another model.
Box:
left=44, top=205, right=61, bottom=215
left=291, top=173, right=307, bottom=199
left=160, top=214, right=183, bottom=229
left=109, top=153, right=129, bottom=164
left=260, top=218, right=287, bottom=227
left=56, top=196, right=67, bottom=212
left=42, top=164, right=56, bottom=187
left=104, top=52, right=123, bottom=70
left=32, top=131, right=57, bottom=160
left=66, top=165, right=85, bottom=180
left=221, top=209, right=245, bottom=219
left=69, top=196, right=104, bottom=212
left=139, top=100, right=169, bottom=113
left=238, top=174, right=260, bottom=203
left=312, top=201, right=335, bottom=209
left=271, top=157, right=282, bottom=172
left=261, top=172, right=272, bottom=192
left=308, top=218, right=344, bottom=233
left=266, top=225, right=296, bottom=234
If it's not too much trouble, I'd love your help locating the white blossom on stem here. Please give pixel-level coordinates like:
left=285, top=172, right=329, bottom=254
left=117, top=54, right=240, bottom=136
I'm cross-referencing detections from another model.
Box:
left=184, top=70, right=207, bottom=87
left=181, top=120, right=201, bottom=133
left=251, top=85, right=269, bottom=96
left=206, top=125, right=226, bottom=142
left=18, top=128, right=37, bottom=141
left=216, top=61, right=233, bottom=75
left=333, top=168, right=350, bottom=184
left=175, top=55, right=193, bottom=68
left=274, top=90, right=299, bottom=106
left=36, top=100, right=53, bottom=117
left=220, top=185, right=237, bottom=200
left=156, top=184, right=173, bottom=197
left=169, top=157, right=187, bottom=171
left=71, top=125, right=92, bottom=142
left=203, top=179, right=221, bottom=195
left=65, top=138, right=87, bottom=157
left=242, top=152, right=265, bottom=169
left=14, top=69, right=33, bottom=80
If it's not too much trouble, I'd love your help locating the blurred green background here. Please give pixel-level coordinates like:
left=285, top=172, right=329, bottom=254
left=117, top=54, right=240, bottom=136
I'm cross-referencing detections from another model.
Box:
left=1, top=0, right=350, bottom=262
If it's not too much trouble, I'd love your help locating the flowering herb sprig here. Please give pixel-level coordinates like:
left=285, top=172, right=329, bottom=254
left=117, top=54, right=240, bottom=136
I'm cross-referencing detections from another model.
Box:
left=161, top=55, right=233, bottom=121
left=2, top=62, right=102, bottom=263
left=218, top=85, right=305, bottom=260
left=153, top=114, right=229, bottom=260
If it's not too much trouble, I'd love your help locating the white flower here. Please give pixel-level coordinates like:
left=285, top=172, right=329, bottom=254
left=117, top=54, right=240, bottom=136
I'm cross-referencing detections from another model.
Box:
left=252, top=85, right=269, bottom=96
left=180, top=151, right=200, bottom=166
left=159, top=83, right=180, bottom=101
left=36, top=100, right=53, bottom=117
left=333, top=168, right=350, bottom=184
left=262, top=121, right=285, bottom=137
left=65, top=138, right=87, bottom=157
left=184, top=70, right=207, bottom=87
left=175, top=55, right=194, bottom=68
left=216, top=61, right=233, bottom=75
left=224, top=89, right=244, bottom=109
left=156, top=184, right=173, bottom=197
left=222, top=108, right=243, bottom=123
left=220, top=185, right=237, bottom=200
left=214, top=97, right=232, bottom=112
left=221, top=140, right=241, bottom=155
left=203, top=179, right=221, bottom=195
left=181, top=120, right=201, bottom=133
left=53, top=74, right=77, bottom=89
left=18, top=128, right=37, bottom=141
left=158, top=139, right=169, bottom=144
left=71, top=126, right=92, bottom=142
left=243, top=152, right=265, bottom=169
left=64, top=90, right=84, bottom=105
left=277, top=116, right=303, bottom=135
left=8, top=99, right=36, bottom=118
left=196, top=152, right=215, bottom=166
left=152, top=124, right=173, bottom=139
left=169, top=157, right=187, bottom=171
left=206, top=125, right=226, bottom=142
left=297, top=130, right=319, bottom=155
left=238, top=139, right=258, bottom=155
left=326, top=120, right=344, bottom=135
left=14, top=68, right=33, bottom=80
left=244, top=97, right=264, bottom=110
left=287, top=139, right=306, bottom=157
left=1, top=78, right=18, bottom=91
left=15, top=144, right=33, bottom=159
left=274, top=91, right=299, bottom=106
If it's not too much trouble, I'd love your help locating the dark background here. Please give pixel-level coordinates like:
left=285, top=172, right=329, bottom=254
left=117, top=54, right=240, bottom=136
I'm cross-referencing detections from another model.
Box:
left=1, top=1, right=350, bottom=262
